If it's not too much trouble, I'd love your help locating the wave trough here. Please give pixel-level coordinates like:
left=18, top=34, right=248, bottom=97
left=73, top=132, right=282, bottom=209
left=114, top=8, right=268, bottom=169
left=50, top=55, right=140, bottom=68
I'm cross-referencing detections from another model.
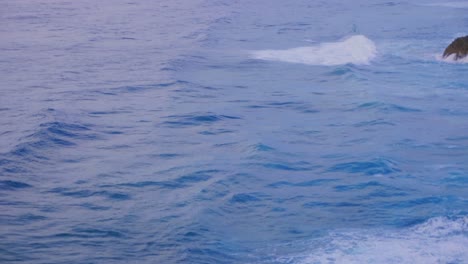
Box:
left=251, top=35, right=377, bottom=66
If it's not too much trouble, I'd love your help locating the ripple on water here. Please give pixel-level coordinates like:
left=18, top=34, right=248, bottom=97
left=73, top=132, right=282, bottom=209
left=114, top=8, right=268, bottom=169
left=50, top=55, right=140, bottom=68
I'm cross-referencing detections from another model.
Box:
left=54, top=228, right=126, bottom=239
left=353, top=118, right=396, bottom=127
left=352, top=101, right=422, bottom=113
left=382, top=195, right=456, bottom=210
left=267, top=179, right=338, bottom=188
left=325, top=65, right=370, bottom=82
left=116, top=169, right=221, bottom=190
left=0, top=121, right=99, bottom=177
left=48, top=187, right=131, bottom=201
left=7, top=122, right=96, bottom=158
left=246, top=101, right=319, bottom=114
left=0, top=180, right=32, bottom=190
left=162, top=113, right=242, bottom=127
left=328, top=158, right=401, bottom=176
left=251, top=143, right=276, bottom=152
left=90, top=80, right=189, bottom=95
left=260, top=161, right=318, bottom=171
left=230, top=193, right=262, bottom=204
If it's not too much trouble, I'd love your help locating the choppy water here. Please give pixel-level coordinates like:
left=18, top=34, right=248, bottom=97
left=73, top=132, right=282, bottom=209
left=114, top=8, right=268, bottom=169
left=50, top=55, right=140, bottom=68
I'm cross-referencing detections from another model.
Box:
left=1, top=0, right=468, bottom=263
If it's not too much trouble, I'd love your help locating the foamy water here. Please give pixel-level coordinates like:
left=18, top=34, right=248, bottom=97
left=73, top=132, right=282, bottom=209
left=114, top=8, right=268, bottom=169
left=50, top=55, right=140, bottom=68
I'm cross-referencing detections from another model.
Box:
left=296, top=217, right=468, bottom=264
left=251, top=35, right=377, bottom=66
left=436, top=54, right=468, bottom=64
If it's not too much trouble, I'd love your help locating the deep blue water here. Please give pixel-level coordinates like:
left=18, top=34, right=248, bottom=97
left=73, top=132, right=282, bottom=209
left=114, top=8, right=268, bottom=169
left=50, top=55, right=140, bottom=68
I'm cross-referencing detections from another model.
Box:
left=1, top=0, right=468, bottom=263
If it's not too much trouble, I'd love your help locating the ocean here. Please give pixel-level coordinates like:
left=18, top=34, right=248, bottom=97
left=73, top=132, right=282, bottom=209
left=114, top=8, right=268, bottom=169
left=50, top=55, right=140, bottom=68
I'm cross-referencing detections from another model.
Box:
left=1, top=0, right=467, bottom=263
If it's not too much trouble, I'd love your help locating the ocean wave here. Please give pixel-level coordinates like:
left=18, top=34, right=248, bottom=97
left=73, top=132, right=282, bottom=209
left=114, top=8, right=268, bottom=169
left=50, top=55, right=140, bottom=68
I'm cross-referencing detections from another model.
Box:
left=436, top=53, right=468, bottom=64
left=295, top=216, right=468, bottom=264
left=251, top=35, right=377, bottom=66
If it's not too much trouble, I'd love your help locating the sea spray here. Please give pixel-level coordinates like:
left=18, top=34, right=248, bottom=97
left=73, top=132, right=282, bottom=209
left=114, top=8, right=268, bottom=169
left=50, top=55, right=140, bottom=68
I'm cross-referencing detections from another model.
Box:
left=251, top=35, right=377, bottom=66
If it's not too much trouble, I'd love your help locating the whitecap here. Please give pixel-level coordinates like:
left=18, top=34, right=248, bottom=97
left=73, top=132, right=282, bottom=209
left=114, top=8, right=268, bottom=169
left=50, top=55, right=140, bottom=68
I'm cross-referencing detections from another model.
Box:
left=296, top=216, right=468, bottom=264
left=251, top=35, right=377, bottom=66
left=436, top=53, right=468, bottom=64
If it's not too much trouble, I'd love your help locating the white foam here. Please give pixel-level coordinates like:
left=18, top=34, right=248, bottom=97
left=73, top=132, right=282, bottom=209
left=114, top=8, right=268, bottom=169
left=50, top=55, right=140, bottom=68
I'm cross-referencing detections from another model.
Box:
left=251, top=35, right=377, bottom=66
left=296, top=216, right=468, bottom=264
left=436, top=53, right=468, bottom=64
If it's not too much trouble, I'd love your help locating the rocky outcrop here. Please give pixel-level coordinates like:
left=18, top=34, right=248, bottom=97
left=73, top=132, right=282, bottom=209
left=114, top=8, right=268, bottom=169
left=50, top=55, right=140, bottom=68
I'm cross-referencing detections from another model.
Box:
left=443, top=36, right=468, bottom=60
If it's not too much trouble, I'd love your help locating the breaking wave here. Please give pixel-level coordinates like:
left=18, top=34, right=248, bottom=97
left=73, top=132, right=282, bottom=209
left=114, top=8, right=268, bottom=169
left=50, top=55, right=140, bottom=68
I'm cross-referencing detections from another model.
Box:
left=436, top=53, right=468, bottom=64
left=251, top=35, right=377, bottom=66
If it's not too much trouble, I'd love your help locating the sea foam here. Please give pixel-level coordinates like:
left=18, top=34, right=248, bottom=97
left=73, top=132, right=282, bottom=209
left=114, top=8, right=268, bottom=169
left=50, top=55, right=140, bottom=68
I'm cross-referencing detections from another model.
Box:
left=436, top=53, right=468, bottom=64
left=251, top=35, right=377, bottom=66
left=297, top=216, right=468, bottom=264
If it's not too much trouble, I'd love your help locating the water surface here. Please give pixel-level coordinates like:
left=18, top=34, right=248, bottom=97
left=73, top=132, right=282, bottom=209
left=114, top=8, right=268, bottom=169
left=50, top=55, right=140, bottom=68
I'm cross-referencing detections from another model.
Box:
left=1, top=0, right=468, bottom=263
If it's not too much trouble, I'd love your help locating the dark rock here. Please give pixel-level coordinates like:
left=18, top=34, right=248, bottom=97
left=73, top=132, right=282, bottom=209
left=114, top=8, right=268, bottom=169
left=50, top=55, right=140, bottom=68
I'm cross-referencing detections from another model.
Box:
left=443, top=36, right=468, bottom=60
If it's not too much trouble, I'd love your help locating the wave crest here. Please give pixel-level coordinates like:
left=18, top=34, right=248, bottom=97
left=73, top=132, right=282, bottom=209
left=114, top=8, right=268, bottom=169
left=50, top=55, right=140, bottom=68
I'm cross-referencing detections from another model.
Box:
left=436, top=53, right=468, bottom=64
left=251, top=35, right=377, bottom=66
